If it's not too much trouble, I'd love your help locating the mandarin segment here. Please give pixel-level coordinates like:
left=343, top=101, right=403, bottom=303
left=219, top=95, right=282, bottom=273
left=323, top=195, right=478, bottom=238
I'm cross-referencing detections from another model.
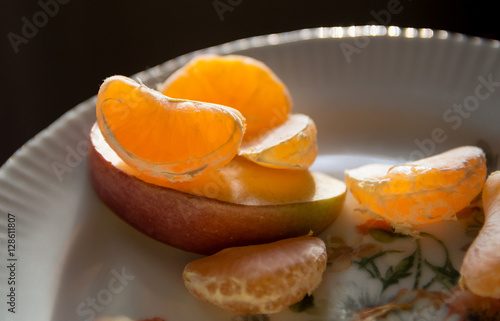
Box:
left=160, top=54, right=292, bottom=141
left=345, top=146, right=487, bottom=227
left=182, top=236, right=327, bottom=314
left=239, top=113, right=318, bottom=169
left=461, top=171, right=500, bottom=298
left=96, top=75, right=245, bottom=182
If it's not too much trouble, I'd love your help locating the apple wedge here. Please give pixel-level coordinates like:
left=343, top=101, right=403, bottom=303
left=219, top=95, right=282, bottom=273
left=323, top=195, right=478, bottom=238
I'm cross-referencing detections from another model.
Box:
left=88, top=123, right=346, bottom=255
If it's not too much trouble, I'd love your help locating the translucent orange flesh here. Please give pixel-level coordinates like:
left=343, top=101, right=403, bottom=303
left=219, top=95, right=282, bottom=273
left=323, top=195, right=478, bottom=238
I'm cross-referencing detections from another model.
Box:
left=461, top=171, right=500, bottom=298
left=239, top=113, right=318, bottom=169
left=160, top=54, right=292, bottom=141
left=182, top=236, right=327, bottom=314
left=345, top=146, right=487, bottom=226
left=96, top=75, right=245, bottom=182
left=91, top=123, right=345, bottom=206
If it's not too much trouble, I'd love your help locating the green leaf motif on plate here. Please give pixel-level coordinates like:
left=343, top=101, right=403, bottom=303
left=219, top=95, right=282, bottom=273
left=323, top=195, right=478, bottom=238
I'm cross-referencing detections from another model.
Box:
left=354, top=231, right=460, bottom=293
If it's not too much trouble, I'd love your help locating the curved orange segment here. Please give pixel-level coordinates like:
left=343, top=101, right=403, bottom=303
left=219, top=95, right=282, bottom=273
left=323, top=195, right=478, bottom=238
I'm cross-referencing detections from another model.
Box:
left=461, top=171, right=500, bottom=298
left=159, top=55, right=292, bottom=141
left=345, top=146, right=487, bottom=227
left=96, top=75, right=245, bottom=182
left=239, top=113, right=318, bottom=169
left=183, top=236, right=327, bottom=314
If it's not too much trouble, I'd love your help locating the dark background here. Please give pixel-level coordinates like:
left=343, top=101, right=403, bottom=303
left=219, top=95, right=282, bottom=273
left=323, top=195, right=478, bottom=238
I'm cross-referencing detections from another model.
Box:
left=1, top=0, right=498, bottom=166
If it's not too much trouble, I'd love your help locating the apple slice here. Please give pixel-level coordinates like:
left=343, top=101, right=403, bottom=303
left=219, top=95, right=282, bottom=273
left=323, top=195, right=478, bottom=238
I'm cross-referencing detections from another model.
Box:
left=88, top=123, right=346, bottom=255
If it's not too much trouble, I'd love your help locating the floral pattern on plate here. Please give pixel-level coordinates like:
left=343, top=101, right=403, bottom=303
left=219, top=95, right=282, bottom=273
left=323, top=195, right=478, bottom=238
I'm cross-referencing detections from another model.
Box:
left=230, top=194, right=495, bottom=321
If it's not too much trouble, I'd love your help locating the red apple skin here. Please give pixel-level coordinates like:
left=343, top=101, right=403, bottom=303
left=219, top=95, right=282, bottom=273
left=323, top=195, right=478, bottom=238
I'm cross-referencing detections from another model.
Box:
left=88, top=139, right=345, bottom=255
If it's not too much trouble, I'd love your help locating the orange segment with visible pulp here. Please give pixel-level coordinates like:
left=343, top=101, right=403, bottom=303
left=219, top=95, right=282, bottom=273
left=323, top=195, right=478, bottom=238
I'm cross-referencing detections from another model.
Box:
left=182, top=236, right=327, bottom=314
left=345, top=146, right=487, bottom=227
left=461, top=171, right=500, bottom=298
left=96, top=75, right=245, bottom=182
left=239, top=113, right=318, bottom=169
left=159, top=54, right=291, bottom=141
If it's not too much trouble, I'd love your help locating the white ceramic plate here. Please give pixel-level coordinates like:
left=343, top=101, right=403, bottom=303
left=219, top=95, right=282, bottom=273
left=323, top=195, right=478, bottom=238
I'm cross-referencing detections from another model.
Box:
left=1, top=26, right=500, bottom=321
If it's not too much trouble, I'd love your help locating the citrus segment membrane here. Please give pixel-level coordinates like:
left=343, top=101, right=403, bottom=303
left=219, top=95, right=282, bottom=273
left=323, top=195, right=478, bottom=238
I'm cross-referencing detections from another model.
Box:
left=345, top=146, right=487, bottom=227
left=183, top=236, right=327, bottom=314
left=461, top=171, right=500, bottom=298
left=96, top=75, right=245, bottom=182
left=239, top=113, right=318, bottom=169
left=160, top=54, right=292, bottom=141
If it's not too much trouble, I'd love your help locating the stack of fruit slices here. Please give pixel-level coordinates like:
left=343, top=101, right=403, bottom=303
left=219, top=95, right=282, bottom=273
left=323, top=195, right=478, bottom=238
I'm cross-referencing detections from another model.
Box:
left=89, top=54, right=500, bottom=316
left=88, top=55, right=347, bottom=314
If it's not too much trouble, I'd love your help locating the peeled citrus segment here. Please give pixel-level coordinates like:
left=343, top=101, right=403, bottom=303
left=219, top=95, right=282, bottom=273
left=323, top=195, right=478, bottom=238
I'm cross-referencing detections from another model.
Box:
left=239, top=113, right=318, bottom=170
left=96, top=75, right=245, bottom=182
left=182, top=236, right=327, bottom=314
left=159, top=54, right=292, bottom=141
left=345, top=146, right=487, bottom=227
left=461, top=171, right=500, bottom=298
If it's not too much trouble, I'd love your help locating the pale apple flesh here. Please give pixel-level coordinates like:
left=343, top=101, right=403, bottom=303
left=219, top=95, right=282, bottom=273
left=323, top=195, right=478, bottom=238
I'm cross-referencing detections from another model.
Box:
left=88, top=123, right=346, bottom=255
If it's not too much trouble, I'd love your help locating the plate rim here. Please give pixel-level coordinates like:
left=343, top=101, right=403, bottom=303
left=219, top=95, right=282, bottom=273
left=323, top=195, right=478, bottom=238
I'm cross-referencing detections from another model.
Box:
left=1, top=25, right=499, bottom=321
left=3, top=25, right=500, bottom=172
